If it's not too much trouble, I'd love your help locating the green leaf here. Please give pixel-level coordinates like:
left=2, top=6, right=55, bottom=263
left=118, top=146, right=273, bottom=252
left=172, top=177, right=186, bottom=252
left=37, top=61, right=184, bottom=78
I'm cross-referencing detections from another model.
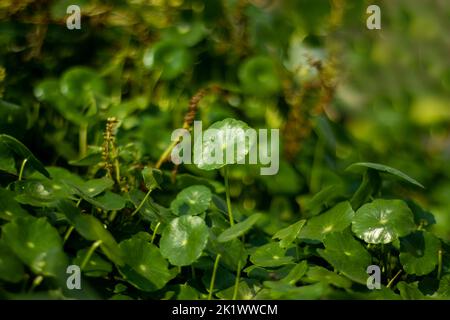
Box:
left=218, top=213, right=263, bottom=242
left=73, top=249, right=112, bottom=277
left=280, top=261, right=308, bottom=285
left=272, top=219, right=306, bottom=248
left=437, top=275, right=450, bottom=298
left=352, top=199, right=416, bottom=244
left=0, top=240, right=25, bottom=283
left=399, top=231, right=440, bottom=276
left=0, top=188, right=29, bottom=221
left=143, top=41, right=192, bottom=80
left=2, top=216, right=67, bottom=277
left=170, top=185, right=212, bottom=216
left=160, top=216, right=209, bottom=266
left=317, top=230, right=372, bottom=284
left=397, top=281, right=426, bottom=300
left=57, top=200, right=124, bottom=266
left=250, top=242, right=293, bottom=268
left=195, top=118, right=254, bottom=171
left=142, top=167, right=163, bottom=190
left=13, top=179, right=71, bottom=207
left=79, top=177, right=114, bottom=197
left=0, top=143, right=16, bottom=174
left=118, top=233, right=173, bottom=292
left=93, top=192, right=127, bottom=211
left=304, top=266, right=352, bottom=289
left=299, top=201, right=354, bottom=241
left=0, top=134, right=50, bottom=178
left=346, top=162, right=424, bottom=189
left=60, top=66, right=107, bottom=107
left=238, top=56, right=280, bottom=96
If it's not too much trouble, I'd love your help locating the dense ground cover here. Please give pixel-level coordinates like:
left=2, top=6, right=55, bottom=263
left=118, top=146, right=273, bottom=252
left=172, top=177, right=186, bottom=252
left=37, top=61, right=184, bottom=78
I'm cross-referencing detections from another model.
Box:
left=0, top=0, right=449, bottom=300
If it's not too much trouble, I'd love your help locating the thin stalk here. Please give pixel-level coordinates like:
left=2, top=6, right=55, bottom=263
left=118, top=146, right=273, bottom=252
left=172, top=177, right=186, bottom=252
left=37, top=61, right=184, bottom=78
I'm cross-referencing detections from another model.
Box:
left=438, top=249, right=443, bottom=280
left=150, top=222, right=161, bottom=244
left=63, top=199, right=82, bottom=244
left=18, top=158, right=28, bottom=181
left=387, top=270, right=402, bottom=288
left=79, top=123, right=88, bottom=158
left=155, top=139, right=179, bottom=169
left=63, top=226, right=74, bottom=244
left=81, top=240, right=102, bottom=270
left=224, top=166, right=234, bottom=226
left=208, top=254, right=221, bottom=300
left=131, top=188, right=152, bottom=216
left=232, top=260, right=242, bottom=300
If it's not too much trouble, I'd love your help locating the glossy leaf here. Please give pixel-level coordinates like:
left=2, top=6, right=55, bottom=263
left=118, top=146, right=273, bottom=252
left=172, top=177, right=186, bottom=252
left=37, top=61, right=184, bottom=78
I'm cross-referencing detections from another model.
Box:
left=352, top=199, right=416, bottom=244
left=160, top=216, right=209, bottom=266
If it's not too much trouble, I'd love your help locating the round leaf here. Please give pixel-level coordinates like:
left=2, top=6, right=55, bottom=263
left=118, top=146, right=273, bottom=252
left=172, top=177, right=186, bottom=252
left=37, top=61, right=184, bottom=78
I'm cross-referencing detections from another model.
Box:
left=317, top=230, right=372, bottom=284
left=352, top=199, right=416, bottom=244
left=399, top=231, right=440, bottom=276
left=238, top=56, right=280, bottom=95
left=160, top=216, right=209, bottom=266
left=170, top=185, right=212, bottom=216
left=118, top=234, right=173, bottom=292
left=195, top=118, right=254, bottom=171
left=299, top=201, right=354, bottom=241
left=250, top=242, right=293, bottom=268
left=2, top=217, right=67, bottom=277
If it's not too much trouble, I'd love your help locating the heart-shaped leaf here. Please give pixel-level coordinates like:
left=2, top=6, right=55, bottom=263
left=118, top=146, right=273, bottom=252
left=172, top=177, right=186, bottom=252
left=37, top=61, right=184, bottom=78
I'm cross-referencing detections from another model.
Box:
left=170, top=185, right=212, bottom=216
left=0, top=134, right=50, bottom=178
left=352, top=199, right=416, bottom=244
left=399, top=231, right=440, bottom=276
left=160, top=215, right=209, bottom=266
left=299, top=201, right=354, bottom=241
left=250, top=242, right=293, bottom=268
left=118, top=233, right=173, bottom=292
left=78, top=177, right=114, bottom=197
left=317, top=230, right=371, bottom=284
left=218, top=213, right=263, bottom=242
left=346, top=162, right=424, bottom=188
left=195, top=118, right=254, bottom=171
left=2, top=216, right=67, bottom=277
left=57, top=200, right=124, bottom=266
left=272, top=219, right=306, bottom=248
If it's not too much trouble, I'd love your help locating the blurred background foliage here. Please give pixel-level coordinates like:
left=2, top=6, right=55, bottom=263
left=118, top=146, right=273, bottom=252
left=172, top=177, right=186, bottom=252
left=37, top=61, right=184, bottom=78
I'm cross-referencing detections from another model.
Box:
left=0, top=0, right=449, bottom=238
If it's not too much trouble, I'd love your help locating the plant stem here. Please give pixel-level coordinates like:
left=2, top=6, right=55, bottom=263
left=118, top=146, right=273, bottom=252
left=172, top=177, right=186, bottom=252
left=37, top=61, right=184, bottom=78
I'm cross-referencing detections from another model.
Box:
left=208, top=254, right=221, bottom=300
left=387, top=269, right=402, bottom=288
left=131, top=188, right=152, bottom=216
left=438, top=249, right=443, bottom=280
left=18, top=158, right=28, bottom=181
left=150, top=222, right=161, bottom=244
left=232, top=260, right=242, bottom=300
left=224, top=166, right=234, bottom=226
left=79, top=123, right=88, bottom=158
left=63, top=226, right=74, bottom=244
left=81, top=240, right=102, bottom=270
left=155, top=139, right=179, bottom=169
left=63, top=199, right=82, bottom=244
